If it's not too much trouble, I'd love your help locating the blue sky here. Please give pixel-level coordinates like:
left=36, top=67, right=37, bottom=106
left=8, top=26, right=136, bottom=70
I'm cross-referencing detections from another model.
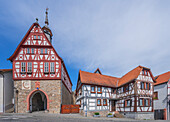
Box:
left=1, top=0, right=170, bottom=91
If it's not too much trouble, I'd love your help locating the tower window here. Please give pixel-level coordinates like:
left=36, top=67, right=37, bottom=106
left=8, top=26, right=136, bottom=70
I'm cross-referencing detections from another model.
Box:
left=31, top=48, right=34, bottom=54
left=21, top=62, right=26, bottom=73
left=41, top=49, right=43, bottom=54
left=27, top=48, right=30, bottom=54
left=45, top=49, right=48, bottom=54
left=50, top=62, right=54, bottom=73
left=44, top=62, right=49, bottom=73
left=27, top=62, right=32, bottom=73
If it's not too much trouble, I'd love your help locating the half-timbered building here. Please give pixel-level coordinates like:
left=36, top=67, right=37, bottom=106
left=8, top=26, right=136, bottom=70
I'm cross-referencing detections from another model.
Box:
left=8, top=9, right=72, bottom=113
left=75, top=66, right=155, bottom=119
left=154, top=71, right=170, bottom=120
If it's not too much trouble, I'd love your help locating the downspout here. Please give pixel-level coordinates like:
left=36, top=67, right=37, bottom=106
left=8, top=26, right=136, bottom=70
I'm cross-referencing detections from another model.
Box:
left=0, top=72, right=5, bottom=113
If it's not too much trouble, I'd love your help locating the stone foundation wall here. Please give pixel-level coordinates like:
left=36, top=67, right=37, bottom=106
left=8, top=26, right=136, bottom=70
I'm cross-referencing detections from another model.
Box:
left=80, top=109, right=109, bottom=117
left=14, top=80, right=62, bottom=113
left=61, top=82, right=72, bottom=105
left=121, top=112, right=154, bottom=120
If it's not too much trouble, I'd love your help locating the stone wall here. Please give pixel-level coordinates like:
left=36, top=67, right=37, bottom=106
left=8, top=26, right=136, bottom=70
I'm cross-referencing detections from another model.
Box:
left=61, top=82, right=72, bottom=105
left=14, top=80, right=62, bottom=113
left=121, top=112, right=154, bottom=120
left=80, top=110, right=109, bottom=117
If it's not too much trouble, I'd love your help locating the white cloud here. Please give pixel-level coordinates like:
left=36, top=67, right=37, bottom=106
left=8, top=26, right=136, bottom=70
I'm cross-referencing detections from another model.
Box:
left=2, top=0, right=170, bottom=77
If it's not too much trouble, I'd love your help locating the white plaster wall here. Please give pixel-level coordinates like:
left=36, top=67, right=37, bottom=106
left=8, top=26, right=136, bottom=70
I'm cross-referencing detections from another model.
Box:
left=4, top=71, right=13, bottom=110
left=154, top=83, right=167, bottom=110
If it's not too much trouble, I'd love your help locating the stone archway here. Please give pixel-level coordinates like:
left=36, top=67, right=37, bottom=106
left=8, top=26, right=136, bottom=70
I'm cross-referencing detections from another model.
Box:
left=27, top=89, right=49, bottom=112
left=30, top=91, right=47, bottom=112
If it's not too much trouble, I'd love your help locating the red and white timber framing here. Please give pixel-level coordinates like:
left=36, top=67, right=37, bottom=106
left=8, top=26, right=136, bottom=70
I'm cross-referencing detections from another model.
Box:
left=8, top=22, right=72, bottom=93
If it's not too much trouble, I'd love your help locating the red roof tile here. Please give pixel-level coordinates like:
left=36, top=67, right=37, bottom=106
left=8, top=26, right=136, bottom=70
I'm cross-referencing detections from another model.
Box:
left=79, top=70, right=119, bottom=88
left=154, top=71, right=170, bottom=86
left=78, top=65, right=154, bottom=88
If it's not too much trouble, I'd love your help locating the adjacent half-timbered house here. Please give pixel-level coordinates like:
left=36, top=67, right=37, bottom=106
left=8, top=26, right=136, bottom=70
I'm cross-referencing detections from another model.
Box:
left=8, top=9, right=72, bottom=113
left=75, top=66, right=155, bottom=119
left=154, top=71, right=170, bottom=120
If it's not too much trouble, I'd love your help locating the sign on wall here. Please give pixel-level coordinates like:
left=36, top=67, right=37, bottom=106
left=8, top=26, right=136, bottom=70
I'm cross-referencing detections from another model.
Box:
left=22, top=81, right=31, bottom=90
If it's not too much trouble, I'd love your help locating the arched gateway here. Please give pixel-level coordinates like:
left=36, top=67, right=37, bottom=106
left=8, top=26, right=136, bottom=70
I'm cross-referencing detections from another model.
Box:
left=27, top=89, right=49, bottom=112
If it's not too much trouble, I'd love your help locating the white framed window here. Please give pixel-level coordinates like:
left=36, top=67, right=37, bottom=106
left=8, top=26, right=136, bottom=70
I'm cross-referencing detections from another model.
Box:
left=27, top=48, right=30, bottom=54
left=31, top=48, right=34, bottom=54
left=27, top=62, right=32, bottom=72
left=44, top=62, right=49, bottom=72
left=41, top=48, right=43, bottom=54
left=50, top=62, right=54, bottom=72
left=45, top=49, right=48, bottom=54
left=139, top=99, right=143, bottom=106
left=21, top=62, right=26, bottom=72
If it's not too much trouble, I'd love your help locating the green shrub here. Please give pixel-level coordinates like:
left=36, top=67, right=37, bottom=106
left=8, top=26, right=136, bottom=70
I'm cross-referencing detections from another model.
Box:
left=94, top=112, right=100, bottom=115
left=108, top=113, right=112, bottom=115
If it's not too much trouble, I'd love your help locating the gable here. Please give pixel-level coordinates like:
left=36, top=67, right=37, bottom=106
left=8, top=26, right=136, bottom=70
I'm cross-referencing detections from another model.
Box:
left=8, top=22, right=62, bottom=62
left=137, top=69, right=154, bottom=82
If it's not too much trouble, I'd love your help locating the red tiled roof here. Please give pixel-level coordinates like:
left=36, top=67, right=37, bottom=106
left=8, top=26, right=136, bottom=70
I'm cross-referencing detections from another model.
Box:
left=154, top=71, right=170, bottom=86
left=118, top=66, right=143, bottom=86
left=0, top=69, right=12, bottom=72
left=79, top=65, right=154, bottom=88
left=79, top=70, right=119, bottom=88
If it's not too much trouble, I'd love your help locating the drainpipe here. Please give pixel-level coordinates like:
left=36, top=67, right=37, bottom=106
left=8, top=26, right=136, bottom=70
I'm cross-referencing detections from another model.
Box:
left=0, top=72, right=5, bottom=113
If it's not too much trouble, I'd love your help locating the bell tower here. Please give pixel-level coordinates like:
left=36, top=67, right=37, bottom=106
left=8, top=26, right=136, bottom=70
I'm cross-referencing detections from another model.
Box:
left=42, top=8, right=53, bottom=43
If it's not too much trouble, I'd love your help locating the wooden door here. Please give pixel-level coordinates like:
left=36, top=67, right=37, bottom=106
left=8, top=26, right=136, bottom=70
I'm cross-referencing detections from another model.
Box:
left=111, top=100, right=116, bottom=111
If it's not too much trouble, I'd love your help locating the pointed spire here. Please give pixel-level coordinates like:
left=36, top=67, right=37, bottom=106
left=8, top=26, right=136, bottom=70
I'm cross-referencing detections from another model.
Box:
left=45, top=8, right=49, bottom=26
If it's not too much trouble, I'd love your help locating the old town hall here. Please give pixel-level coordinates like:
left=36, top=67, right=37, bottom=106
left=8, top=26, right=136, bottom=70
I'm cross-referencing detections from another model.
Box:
left=8, top=9, right=72, bottom=113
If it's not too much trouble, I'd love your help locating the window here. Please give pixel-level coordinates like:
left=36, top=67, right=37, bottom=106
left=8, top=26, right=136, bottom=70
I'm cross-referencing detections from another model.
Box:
left=103, top=99, right=107, bottom=106
left=150, top=99, right=152, bottom=106
left=97, top=86, right=102, bottom=93
left=27, top=48, right=30, bottom=54
left=153, top=92, right=158, bottom=100
left=149, top=83, right=151, bottom=90
left=45, top=49, right=48, bottom=54
left=34, top=35, right=36, bottom=39
left=127, top=100, right=131, bottom=107
left=50, top=62, right=54, bottom=73
left=41, top=48, right=43, bottom=54
left=27, top=62, right=32, bottom=73
left=142, top=70, right=145, bottom=75
left=111, top=89, right=115, bottom=94
left=141, top=82, right=144, bottom=90
left=31, top=48, right=34, bottom=54
left=139, top=99, right=143, bottom=106
left=91, top=86, right=95, bottom=93
left=38, top=36, right=40, bottom=39
left=145, top=70, right=148, bottom=75
left=21, top=62, right=26, bottom=73
left=144, top=99, right=149, bottom=106
left=146, top=83, right=148, bottom=90
left=44, top=62, right=49, bottom=73
left=97, top=99, right=101, bottom=106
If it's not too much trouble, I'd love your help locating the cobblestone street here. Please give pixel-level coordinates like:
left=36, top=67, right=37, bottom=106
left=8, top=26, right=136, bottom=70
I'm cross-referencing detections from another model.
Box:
left=0, top=112, right=167, bottom=122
